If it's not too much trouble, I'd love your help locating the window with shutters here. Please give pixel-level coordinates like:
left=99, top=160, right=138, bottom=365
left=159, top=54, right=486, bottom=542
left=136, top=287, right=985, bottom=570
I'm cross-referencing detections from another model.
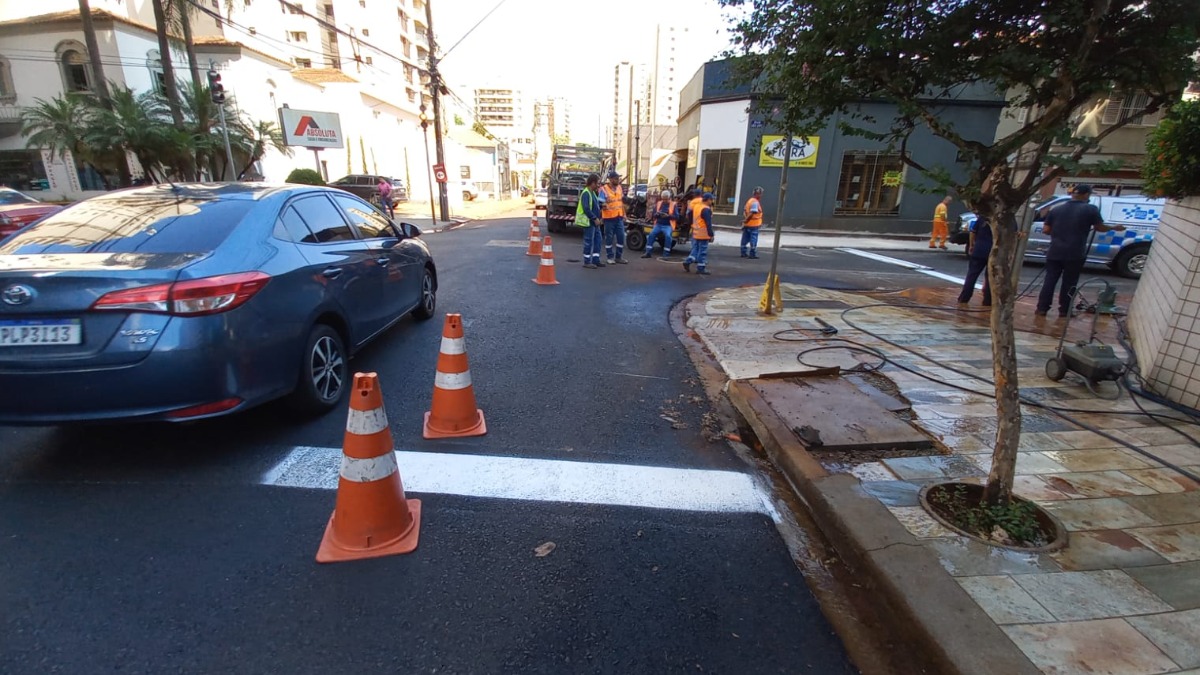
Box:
left=834, top=151, right=904, bottom=217
left=1100, top=91, right=1164, bottom=127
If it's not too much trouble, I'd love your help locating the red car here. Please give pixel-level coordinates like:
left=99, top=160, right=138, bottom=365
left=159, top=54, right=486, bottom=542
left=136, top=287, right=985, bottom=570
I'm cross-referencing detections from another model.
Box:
left=0, top=188, right=64, bottom=238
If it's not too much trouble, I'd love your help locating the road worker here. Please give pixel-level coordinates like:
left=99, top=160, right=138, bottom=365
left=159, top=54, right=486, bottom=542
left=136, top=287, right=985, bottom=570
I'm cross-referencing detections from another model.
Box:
left=683, top=192, right=714, bottom=275
left=742, top=186, right=764, bottom=258
left=643, top=190, right=677, bottom=259
left=599, top=170, right=627, bottom=264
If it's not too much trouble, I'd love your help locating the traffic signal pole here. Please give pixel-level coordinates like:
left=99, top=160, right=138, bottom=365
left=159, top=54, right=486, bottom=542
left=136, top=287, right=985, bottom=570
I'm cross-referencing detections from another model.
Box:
left=208, top=61, right=237, bottom=181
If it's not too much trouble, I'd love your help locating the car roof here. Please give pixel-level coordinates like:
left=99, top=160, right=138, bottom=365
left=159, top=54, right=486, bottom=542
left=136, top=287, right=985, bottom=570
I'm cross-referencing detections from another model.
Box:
left=83, top=182, right=331, bottom=203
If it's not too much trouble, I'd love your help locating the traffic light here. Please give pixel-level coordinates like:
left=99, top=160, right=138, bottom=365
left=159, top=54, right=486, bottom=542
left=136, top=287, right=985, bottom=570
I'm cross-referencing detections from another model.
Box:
left=207, top=70, right=225, bottom=104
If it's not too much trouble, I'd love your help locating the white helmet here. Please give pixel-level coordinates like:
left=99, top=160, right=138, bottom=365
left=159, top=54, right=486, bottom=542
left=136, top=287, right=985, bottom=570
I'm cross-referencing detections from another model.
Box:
left=660, top=189, right=673, bottom=199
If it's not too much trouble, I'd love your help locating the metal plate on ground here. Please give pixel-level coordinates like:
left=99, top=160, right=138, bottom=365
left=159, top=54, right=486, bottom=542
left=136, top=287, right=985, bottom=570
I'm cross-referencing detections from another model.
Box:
left=749, top=376, right=931, bottom=452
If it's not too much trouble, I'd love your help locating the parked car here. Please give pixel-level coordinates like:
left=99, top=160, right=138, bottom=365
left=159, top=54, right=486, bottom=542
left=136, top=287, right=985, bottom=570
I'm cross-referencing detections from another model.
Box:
left=329, top=174, right=408, bottom=205
left=953, top=193, right=1164, bottom=278
left=0, top=188, right=64, bottom=239
left=0, top=183, right=437, bottom=424
left=460, top=181, right=480, bottom=201
left=533, top=188, right=547, bottom=210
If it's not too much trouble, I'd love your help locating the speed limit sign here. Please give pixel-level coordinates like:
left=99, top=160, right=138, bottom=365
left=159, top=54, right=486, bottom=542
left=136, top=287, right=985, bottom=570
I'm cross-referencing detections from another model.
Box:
left=432, top=163, right=447, bottom=183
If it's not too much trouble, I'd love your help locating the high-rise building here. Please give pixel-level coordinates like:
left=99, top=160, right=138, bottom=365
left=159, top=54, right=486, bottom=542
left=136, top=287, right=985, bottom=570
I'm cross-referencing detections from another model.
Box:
left=613, top=62, right=652, bottom=172
left=473, top=88, right=526, bottom=135
left=648, top=25, right=714, bottom=126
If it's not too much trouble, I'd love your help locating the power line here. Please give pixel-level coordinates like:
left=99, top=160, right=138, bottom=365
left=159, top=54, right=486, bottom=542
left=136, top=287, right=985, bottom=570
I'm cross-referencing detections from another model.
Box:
left=439, top=0, right=511, bottom=61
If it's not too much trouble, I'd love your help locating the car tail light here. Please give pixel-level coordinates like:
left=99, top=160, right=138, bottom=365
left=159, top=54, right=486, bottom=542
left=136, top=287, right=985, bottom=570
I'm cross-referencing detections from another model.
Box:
left=165, top=397, right=242, bottom=419
left=92, top=272, right=271, bottom=316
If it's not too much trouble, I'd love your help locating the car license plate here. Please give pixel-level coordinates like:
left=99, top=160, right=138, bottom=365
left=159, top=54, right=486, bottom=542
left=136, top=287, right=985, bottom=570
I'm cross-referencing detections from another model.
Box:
left=0, top=319, right=82, bottom=346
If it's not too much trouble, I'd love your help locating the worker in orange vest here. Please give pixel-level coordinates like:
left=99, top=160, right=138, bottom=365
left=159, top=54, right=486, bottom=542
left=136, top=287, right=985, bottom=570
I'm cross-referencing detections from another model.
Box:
left=598, top=170, right=627, bottom=264
left=642, top=189, right=677, bottom=259
left=682, top=192, right=714, bottom=275
left=930, top=195, right=952, bottom=249
left=741, top=186, right=764, bottom=258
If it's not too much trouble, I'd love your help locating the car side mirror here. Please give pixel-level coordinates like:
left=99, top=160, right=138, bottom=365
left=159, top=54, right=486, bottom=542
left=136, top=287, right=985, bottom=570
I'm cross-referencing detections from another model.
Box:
left=400, top=222, right=422, bottom=238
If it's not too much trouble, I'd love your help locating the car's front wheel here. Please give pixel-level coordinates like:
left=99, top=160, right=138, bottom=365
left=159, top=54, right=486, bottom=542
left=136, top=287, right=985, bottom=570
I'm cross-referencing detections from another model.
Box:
left=412, top=267, right=436, bottom=320
left=288, top=324, right=348, bottom=415
left=1113, top=245, right=1149, bottom=279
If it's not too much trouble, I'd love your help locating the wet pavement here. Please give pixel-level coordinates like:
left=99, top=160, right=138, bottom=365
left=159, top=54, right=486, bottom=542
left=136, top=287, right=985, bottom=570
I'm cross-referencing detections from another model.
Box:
left=689, top=282, right=1200, bottom=675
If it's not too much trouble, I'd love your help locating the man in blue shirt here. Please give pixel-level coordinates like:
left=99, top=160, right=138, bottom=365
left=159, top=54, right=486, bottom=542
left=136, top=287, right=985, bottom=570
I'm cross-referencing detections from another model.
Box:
left=682, top=192, right=714, bottom=275
left=958, top=218, right=994, bottom=307
left=1036, top=184, right=1124, bottom=317
left=579, top=173, right=604, bottom=269
left=642, top=189, right=677, bottom=259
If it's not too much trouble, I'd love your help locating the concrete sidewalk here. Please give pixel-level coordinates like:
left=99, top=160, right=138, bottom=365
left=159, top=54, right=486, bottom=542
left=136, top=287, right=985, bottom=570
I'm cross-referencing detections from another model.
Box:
left=392, top=197, right=532, bottom=232
left=684, top=283, right=1200, bottom=675
left=712, top=224, right=936, bottom=252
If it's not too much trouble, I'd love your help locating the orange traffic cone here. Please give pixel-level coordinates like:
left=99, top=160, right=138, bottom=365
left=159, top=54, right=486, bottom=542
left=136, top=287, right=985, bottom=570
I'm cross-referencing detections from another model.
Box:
left=533, top=234, right=560, bottom=286
left=525, top=214, right=542, bottom=257
left=317, top=372, right=421, bottom=563
left=423, top=313, right=487, bottom=439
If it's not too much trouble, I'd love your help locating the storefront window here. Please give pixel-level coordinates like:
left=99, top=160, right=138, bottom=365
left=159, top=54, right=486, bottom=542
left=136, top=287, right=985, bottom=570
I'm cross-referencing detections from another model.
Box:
left=699, top=148, right=739, bottom=213
left=0, top=150, right=50, bottom=192
left=834, top=151, right=904, bottom=216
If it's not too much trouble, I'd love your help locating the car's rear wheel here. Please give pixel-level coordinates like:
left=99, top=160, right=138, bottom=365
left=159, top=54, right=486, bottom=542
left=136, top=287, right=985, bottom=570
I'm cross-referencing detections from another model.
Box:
left=289, top=324, right=348, bottom=415
left=412, top=267, right=436, bottom=320
left=1113, top=245, right=1149, bottom=279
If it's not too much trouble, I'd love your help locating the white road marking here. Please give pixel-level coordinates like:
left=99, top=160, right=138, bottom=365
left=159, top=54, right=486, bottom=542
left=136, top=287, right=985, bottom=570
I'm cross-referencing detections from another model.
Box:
left=485, top=240, right=529, bottom=247
left=264, top=446, right=779, bottom=518
left=613, top=372, right=670, bottom=380
left=837, top=247, right=982, bottom=290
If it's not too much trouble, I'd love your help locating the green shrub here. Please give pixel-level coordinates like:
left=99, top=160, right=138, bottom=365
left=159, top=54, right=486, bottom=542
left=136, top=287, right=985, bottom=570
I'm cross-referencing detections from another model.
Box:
left=1142, top=99, right=1200, bottom=200
left=285, top=168, right=325, bottom=186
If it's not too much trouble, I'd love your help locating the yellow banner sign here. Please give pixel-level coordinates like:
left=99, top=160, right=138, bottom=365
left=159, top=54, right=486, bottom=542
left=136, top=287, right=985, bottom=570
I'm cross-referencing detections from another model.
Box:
left=759, top=136, right=820, bottom=168
left=882, top=170, right=903, bottom=187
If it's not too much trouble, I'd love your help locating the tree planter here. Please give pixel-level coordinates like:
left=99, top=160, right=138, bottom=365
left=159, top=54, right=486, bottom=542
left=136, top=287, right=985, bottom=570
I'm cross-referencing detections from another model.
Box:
left=919, top=482, right=1068, bottom=553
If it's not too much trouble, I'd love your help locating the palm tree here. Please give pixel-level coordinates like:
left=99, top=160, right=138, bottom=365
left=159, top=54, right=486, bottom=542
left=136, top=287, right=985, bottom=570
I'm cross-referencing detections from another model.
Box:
left=150, top=0, right=188, bottom=157
left=77, top=0, right=111, bottom=105
left=20, top=96, right=118, bottom=190
left=165, top=0, right=202, bottom=86
left=88, top=86, right=190, bottom=183
left=234, top=119, right=292, bottom=179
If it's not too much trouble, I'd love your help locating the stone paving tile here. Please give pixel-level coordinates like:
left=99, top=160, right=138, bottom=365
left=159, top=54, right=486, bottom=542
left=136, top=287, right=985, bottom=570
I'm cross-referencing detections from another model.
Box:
left=880, top=454, right=983, bottom=480
left=1045, top=498, right=1162, bottom=531
left=966, top=451, right=1071, bottom=476
left=1128, top=609, right=1200, bottom=669
left=1113, top=428, right=1200, bottom=448
left=1010, top=474, right=1079, bottom=501
left=957, top=575, right=1057, bottom=624
left=1052, top=531, right=1172, bottom=571
left=1044, top=449, right=1155, bottom=472
left=924, top=536, right=1063, bottom=576
left=1122, top=493, right=1200, bottom=526
left=1041, top=471, right=1161, bottom=499
left=1018, top=432, right=1079, bottom=452
left=1127, top=562, right=1200, bottom=610
left=846, top=462, right=898, bottom=482
left=1046, top=430, right=1128, bottom=450
left=940, top=434, right=993, bottom=454
left=1128, top=523, right=1200, bottom=563
left=1125, top=468, right=1200, bottom=494
left=1013, top=570, right=1172, bottom=621
left=1003, top=618, right=1179, bottom=675
left=887, top=506, right=957, bottom=538
left=860, top=480, right=923, bottom=507
left=1138, top=445, right=1200, bottom=467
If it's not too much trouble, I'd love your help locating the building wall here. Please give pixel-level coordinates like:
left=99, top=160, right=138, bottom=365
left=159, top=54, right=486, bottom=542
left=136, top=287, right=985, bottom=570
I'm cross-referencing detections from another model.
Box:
left=1128, top=197, right=1200, bottom=409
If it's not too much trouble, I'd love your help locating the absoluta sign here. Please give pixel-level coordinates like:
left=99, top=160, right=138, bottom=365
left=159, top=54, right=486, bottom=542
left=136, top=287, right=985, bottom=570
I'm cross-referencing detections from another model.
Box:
left=279, top=108, right=345, bottom=149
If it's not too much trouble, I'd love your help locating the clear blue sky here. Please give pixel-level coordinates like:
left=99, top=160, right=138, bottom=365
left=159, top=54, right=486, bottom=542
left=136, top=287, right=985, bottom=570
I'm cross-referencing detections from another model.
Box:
left=432, top=0, right=737, bottom=144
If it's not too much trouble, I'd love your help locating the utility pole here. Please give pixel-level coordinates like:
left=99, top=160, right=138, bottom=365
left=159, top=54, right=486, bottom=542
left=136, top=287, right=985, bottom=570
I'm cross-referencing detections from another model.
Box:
left=424, top=0, right=449, bottom=222
left=208, top=61, right=236, bottom=181
left=626, top=65, right=633, bottom=178
left=634, top=100, right=640, bottom=188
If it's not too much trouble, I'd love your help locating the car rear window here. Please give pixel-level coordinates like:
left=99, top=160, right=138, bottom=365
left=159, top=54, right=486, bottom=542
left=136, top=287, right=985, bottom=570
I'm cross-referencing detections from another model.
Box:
left=0, top=194, right=255, bottom=255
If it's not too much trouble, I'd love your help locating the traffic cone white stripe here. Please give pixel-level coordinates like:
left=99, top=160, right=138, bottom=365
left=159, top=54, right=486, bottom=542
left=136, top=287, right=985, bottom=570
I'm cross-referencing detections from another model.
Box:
left=339, top=452, right=399, bottom=483
left=440, top=336, right=466, bottom=355
left=434, top=370, right=472, bottom=390
left=539, top=258, right=554, bottom=266
left=346, top=407, right=389, bottom=435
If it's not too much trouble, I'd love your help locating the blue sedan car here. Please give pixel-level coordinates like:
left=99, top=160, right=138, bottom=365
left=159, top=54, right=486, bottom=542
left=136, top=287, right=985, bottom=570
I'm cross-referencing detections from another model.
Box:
left=0, top=183, right=437, bottom=424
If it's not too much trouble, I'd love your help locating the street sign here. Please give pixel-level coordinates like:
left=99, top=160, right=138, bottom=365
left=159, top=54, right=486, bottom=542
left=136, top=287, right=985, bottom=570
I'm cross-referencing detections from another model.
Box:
left=279, top=108, right=344, bottom=149
left=433, top=164, right=448, bottom=183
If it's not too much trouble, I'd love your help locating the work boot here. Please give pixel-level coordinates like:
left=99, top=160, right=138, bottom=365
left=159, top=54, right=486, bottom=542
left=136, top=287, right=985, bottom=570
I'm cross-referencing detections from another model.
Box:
left=615, top=258, right=628, bottom=264
left=641, top=252, right=653, bottom=258
left=740, top=252, right=748, bottom=258
left=697, top=268, right=711, bottom=275
left=683, top=260, right=692, bottom=273
left=749, top=252, right=759, bottom=259
left=584, top=263, right=597, bottom=269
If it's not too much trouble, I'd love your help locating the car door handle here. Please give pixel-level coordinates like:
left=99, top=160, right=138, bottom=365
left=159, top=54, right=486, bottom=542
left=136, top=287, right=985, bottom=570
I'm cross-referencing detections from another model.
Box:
left=376, top=257, right=390, bottom=266
left=322, top=267, right=343, bottom=279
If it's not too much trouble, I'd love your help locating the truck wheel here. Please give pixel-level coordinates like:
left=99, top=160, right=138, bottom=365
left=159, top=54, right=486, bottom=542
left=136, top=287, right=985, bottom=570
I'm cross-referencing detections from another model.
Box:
left=1113, top=245, right=1149, bottom=279
left=546, top=217, right=563, bottom=233
left=627, top=228, right=646, bottom=252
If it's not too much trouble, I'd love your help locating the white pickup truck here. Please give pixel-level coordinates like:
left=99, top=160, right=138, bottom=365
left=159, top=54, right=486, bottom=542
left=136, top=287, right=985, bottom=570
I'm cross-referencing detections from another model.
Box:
left=952, top=194, right=1165, bottom=278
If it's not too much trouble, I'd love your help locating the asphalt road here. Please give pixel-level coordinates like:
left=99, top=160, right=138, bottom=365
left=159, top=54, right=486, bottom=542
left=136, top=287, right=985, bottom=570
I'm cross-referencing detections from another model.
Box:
left=2, top=214, right=868, bottom=675
left=0, top=214, right=1144, bottom=674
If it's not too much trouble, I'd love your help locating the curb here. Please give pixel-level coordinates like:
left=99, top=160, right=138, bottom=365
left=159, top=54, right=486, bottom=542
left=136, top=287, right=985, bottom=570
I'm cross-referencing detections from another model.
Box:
left=712, top=224, right=928, bottom=242
left=726, top=382, right=1040, bottom=675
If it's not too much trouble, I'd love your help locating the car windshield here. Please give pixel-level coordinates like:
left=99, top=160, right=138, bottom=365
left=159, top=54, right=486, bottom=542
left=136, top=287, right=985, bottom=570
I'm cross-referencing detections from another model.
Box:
left=0, top=190, right=37, bottom=206
left=0, top=193, right=256, bottom=255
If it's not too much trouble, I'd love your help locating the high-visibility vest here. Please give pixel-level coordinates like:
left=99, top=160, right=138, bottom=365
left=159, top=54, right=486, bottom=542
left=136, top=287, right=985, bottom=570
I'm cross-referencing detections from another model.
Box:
left=655, top=200, right=677, bottom=226
left=744, top=197, right=762, bottom=227
left=691, top=201, right=712, bottom=240
left=600, top=184, right=624, bottom=219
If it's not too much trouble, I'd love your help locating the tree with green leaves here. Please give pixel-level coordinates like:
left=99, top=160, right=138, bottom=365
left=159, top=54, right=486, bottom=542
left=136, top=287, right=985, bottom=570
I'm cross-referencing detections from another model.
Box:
left=20, top=95, right=113, bottom=189
left=1143, top=99, right=1200, bottom=199
left=723, top=0, right=1200, bottom=506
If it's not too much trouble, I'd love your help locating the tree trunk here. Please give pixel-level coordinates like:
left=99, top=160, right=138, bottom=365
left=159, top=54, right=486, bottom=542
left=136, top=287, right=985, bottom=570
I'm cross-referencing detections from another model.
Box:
left=151, top=0, right=188, bottom=178
left=982, top=201, right=1023, bottom=506
left=78, top=0, right=111, bottom=104
left=180, top=7, right=201, bottom=86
